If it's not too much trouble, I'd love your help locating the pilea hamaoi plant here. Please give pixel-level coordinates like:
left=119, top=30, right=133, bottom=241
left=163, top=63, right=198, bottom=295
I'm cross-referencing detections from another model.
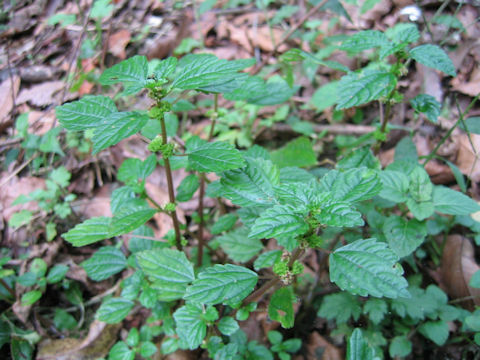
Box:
left=55, top=25, right=480, bottom=358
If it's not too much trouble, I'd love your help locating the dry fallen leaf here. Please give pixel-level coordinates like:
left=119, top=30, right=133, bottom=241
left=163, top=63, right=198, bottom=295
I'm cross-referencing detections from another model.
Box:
left=0, top=75, right=20, bottom=130
left=16, top=81, right=65, bottom=107
left=36, top=321, right=121, bottom=360
left=305, top=332, right=343, bottom=360
left=454, top=133, right=480, bottom=182
left=451, top=66, right=480, bottom=97
left=441, top=235, right=480, bottom=310
left=108, top=29, right=131, bottom=59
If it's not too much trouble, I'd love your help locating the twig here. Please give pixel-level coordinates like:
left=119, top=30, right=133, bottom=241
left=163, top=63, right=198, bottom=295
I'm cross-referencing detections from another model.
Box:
left=0, top=156, right=35, bottom=188
left=0, top=279, right=15, bottom=299
left=6, top=40, right=17, bottom=123
left=160, top=115, right=183, bottom=251
left=270, top=123, right=376, bottom=135
left=197, top=94, right=218, bottom=267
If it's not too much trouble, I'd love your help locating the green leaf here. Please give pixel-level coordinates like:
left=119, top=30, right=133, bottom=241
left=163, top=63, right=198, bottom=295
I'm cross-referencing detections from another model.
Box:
left=340, top=30, right=391, bottom=53
left=411, top=94, right=441, bottom=123
left=46, top=264, right=69, bottom=284
left=409, top=44, right=456, bottom=76
left=268, top=287, right=295, bottom=328
left=318, top=292, right=361, bottom=323
left=81, top=246, right=127, bottom=281
left=310, top=81, right=339, bottom=112
left=99, top=55, right=149, bottom=94
left=118, top=155, right=156, bottom=183
left=184, top=264, right=258, bottom=305
left=378, top=170, right=409, bottom=203
left=321, top=168, right=382, bottom=203
left=188, top=141, right=245, bottom=173
left=329, top=238, right=410, bottom=298
left=386, top=23, right=420, bottom=44
left=126, top=328, right=139, bottom=347
left=336, top=71, right=396, bottom=110
left=176, top=174, right=200, bottom=202
left=56, top=95, right=117, bottom=131
left=108, top=199, right=157, bottom=237
left=218, top=227, right=262, bottom=262
left=459, top=117, right=480, bottom=134
left=173, top=54, right=255, bottom=93
left=108, top=342, right=135, bottom=360
left=418, top=320, right=449, bottom=346
left=389, top=336, right=412, bottom=358
left=173, top=303, right=207, bottom=350
left=128, top=225, right=160, bottom=253
left=223, top=76, right=295, bottom=105
left=92, top=112, right=148, bottom=154
left=137, top=248, right=194, bottom=301
left=218, top=317, right=239, bottom=336
left=62, top=217, right=111, bottom=246
left=315, top=202, right=364, bottom=227
left=249, top=204, right=309, bottom=240
left=219, top=157, right=279, bottom=207
left=406, top=166, right=434, bottom=220
left=54, top=309, right=77, bottom=331
left=21, top=290, right=42, bottom=306
left=154, top=57, right=178, bottom=81
left=140, top=342, right=157, bottom=357
left=363, top=298, right=388, bottom=325
left=347, top=328, right=379, bottom=360
left=433, top=186, right=480, bottom=215
left=111, top=186, right=136, bottom=215
left=211, top=214, right=237, bottom=235
left=274, top=181, right=318, bottom=208
left=254, top=250, right=282, bottom=271
left=470, top=270, right=480, bottom=288
left=96, top=298, right=134, bottom=324
left=270, top=137, right=317, bottom=168
left=383, top=216, right=427, bottom=257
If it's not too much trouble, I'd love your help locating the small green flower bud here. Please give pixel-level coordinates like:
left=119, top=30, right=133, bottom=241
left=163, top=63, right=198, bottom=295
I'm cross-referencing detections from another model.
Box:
left=292, top=260, right=304, bottom=275
left=273, top=261, right=289, bottom=276
left=148, top=136, right=163, bottom=152
left=164, top=202, right=176, bottom=212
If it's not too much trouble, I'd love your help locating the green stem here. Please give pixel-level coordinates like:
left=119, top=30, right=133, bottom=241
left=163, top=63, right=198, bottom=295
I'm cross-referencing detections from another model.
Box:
left=159, top=114, right=182, bottom=251
left=197, top=94, right=218, bottom=267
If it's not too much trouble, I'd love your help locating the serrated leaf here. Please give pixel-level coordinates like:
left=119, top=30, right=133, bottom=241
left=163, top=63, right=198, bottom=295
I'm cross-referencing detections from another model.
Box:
left=270, top=136, right=317, bottom=168
left=274, top=181, right=318, bottom=208
left=279, top=166, right=316, bottom=183
left=318, top=292, right=362, bottom=323
left=46, top=264, right=69, bottom=284
left=249, top=204, right=309, bottom=240
left=219, top=157, right=279, bottom=207
left=386, top=23, right=420, bottom=44
left=336, top=71, right=396, bottom=109
left=109, top=342, right=135, bottom=360
left=118, top=155, right=156, bottom=184
left=347, top=328, right=379, bottom=360
left=217, top=317, right=239, bottom=336
left=389, top=336, right=412, bottom=358
left=188, top=141, right=245, bottom=173
left=81, top=246, right=127, bottom=281
left=137, top=248, right=194, bottom=301
left=329, top=238, right=410, bottom=298
left=128, top=225, right=161, bottom=253
left=21, top=290, right=42, bottom=306
left=433, top=186, right=480, bottom=215
left=340, top=30, right=391, bottom=53
left=99, top=55, right=149, bottom=94
left=316, top=202, right=364, bottom=227
left=62, top=216, right=111, bottom=246
left=409, top=44, right=456, bottom=76
left=363, top=298, right=388, bottom=325
left=96, top=298, right=134, bottom=324
left=173, top=303, right=207, bottom=350
left=218, top=227, right=263, bottom=262
left=184, top=264, right=258, bottom=305
left=56, top=95, right=117, bottom=131
left=108, top=199, right=156, bottom=237
left=337, top=147, right=380, bottom=170
left=268, top=287, right=295, bottom=328
left=254, top=250, right=282, bottom=271
left=322, top=168, right=382, bottom=203
left=173, top=54, right=254, bottom=93
left=383, top=216, right=427, bottom=257
left=418, top=320, right=449, bottom=346
left=176, top=174, right=200, bottom=202
left=153, top=57, right=178, bottom=81
left=110, top=186, right=136, bottom=215
left=411, top=94, right=441, bottom=123
left=92, top=112, right=148, bottom=154
left=211, top=213, right=237, bottom=235
left=223, top=75, right=295, bottom=105
left=378, top=170, right=409, bottom=203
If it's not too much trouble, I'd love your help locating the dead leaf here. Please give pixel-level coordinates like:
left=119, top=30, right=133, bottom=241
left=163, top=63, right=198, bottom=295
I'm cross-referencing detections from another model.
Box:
left=441, top=235, right=480, bottom=310
left=164, top=350, right=198, bottom=360
left=247, top=26, right=287, bottom=53
left=16, top=81, right=65, bottom=107
left=27, top=109, right=57, bottom=135
left=305, top=332, right=343, bottom=360
left=36, top=321, right=121, bottom=360
left=0, top=75, right=20, bottom=130
left=108, top=29, right=131, bottom=59
left=0, top=175, right=46, bottom=222
left=451, top=66, right=480, bottom=97
left=71, top=185, right=113, bottom=219
left=455, top=133, right=480, bottom=182
left=19, top=66, right=61, bottom=83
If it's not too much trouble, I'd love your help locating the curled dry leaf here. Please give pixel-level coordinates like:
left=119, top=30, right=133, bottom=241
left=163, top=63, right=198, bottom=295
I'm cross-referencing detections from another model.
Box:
left=454, top=133, right=480, bottom=182
left=441, top=235, right=480, bottom=310
left=36, top=321, right=121, bottom=360
left=108, top=29, right=131, bottom=59
left=0, top=75, right=20, bottom=130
